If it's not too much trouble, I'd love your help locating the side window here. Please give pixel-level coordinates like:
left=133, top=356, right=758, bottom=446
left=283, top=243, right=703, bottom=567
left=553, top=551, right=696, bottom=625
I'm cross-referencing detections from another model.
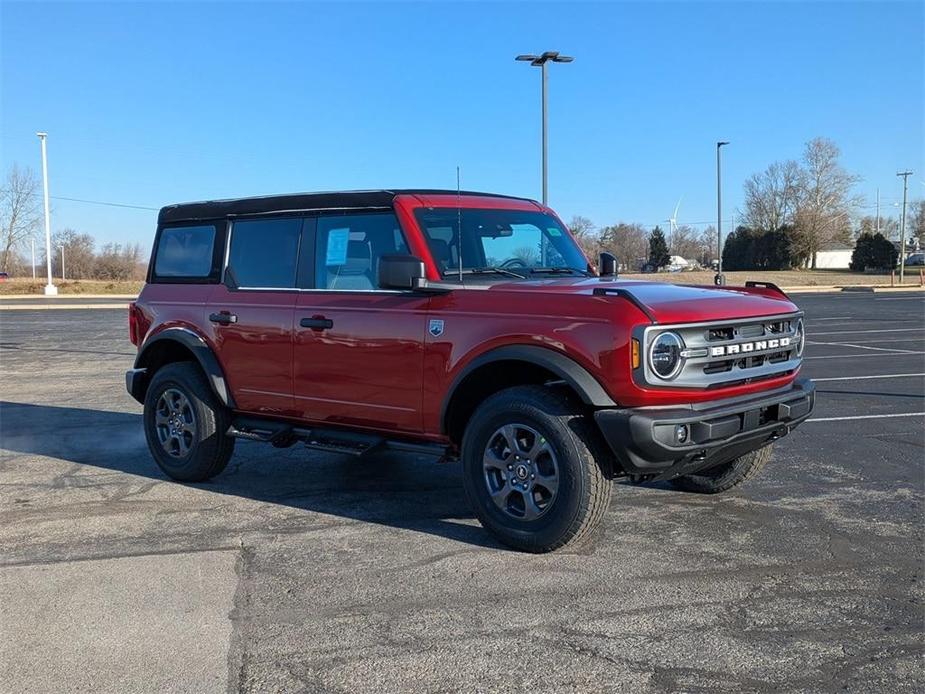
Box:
left=153, top=224, right=217, bottom=280
left=315, top=213, right=408, bottom=290
left=227, top=218, right=302, bottom=288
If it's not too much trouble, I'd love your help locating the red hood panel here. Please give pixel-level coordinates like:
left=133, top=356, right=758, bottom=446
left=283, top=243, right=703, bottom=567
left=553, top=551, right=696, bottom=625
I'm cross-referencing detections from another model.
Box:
left=492, top=278, right=798, bottom=323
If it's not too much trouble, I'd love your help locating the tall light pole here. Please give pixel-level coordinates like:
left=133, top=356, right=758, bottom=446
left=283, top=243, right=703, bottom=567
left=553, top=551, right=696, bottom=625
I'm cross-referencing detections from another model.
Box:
left=516, top=51, right=573, bottom=205
left=897, top=170, right=912, bottom=283
left=36, top=132, right=57, bottom=295
left=59, top=245, right=65, bottom=281
left=715, top=141, right=729, bottom=285
left=31, top=237, right=36, bottom=279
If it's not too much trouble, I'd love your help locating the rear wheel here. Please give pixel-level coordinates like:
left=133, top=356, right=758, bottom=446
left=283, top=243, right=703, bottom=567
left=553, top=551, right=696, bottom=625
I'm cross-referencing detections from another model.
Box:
left=461, top=385, right=612, bottom=553
left=669, top=445, right=773, bottom=494
left=143, top=361, right=235, bottom=482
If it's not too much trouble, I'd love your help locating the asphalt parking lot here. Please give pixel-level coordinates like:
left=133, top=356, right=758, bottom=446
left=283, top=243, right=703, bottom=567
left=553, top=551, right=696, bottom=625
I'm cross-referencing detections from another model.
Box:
left=0, top=291, right=923, bottom=693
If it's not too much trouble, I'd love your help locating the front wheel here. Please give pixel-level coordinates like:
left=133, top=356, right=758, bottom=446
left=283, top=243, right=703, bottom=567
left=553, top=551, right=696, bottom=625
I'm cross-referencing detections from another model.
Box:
left=461, top=385, right=613, bottom=553
left=669, top=444, right=773, bottom=494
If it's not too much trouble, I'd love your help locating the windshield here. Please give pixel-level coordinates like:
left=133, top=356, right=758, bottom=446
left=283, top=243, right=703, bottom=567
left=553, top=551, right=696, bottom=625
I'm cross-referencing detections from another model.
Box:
left=414, top=208, right=590, bottom=279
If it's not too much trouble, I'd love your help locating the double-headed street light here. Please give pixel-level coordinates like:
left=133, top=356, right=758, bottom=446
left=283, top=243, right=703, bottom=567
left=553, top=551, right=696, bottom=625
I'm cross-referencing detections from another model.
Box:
left=715, top=141, right=730, bottom=285
left=516, top=51, right=574, bottom=205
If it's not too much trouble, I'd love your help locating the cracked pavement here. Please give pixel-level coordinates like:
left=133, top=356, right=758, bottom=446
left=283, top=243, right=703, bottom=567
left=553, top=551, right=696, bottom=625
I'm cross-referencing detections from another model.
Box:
left=0, top=291, right=922, bottom=692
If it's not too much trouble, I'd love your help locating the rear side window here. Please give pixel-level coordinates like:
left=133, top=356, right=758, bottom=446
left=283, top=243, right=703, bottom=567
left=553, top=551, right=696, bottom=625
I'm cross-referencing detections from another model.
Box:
left=152, top=224, right=218, bottom=280
left=315, top=213, right=408, bottom=290
left=227, top=218, right=302, bottom=288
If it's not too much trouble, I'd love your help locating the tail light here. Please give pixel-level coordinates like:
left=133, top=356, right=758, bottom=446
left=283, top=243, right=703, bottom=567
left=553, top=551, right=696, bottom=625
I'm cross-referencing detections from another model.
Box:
left=128, top=302, right=139, bottom=346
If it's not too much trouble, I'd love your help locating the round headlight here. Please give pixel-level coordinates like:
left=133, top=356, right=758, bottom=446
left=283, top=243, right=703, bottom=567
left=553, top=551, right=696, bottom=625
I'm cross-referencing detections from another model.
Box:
left=649, top=331, right=684, bottom=380
left=794, top=318, right=805, bottom=357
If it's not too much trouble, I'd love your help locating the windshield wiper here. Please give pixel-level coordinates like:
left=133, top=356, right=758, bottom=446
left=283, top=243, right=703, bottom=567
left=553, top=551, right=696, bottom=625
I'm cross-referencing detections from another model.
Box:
left=450, top=267, right=527, bottom=279
left=529, top=267, right=590, bottom=276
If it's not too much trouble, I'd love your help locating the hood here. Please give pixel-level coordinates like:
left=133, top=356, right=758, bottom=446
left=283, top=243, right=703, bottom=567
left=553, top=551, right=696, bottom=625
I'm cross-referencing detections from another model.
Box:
left=491, top=278, right=799, bottom=324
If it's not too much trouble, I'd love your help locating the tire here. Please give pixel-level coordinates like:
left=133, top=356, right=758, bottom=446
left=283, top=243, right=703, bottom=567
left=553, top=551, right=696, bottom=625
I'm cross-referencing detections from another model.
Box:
left=143, top=361, right=235, bottom=482
left=460, top=385, right=613, bottom=553
left=669, top=444, right=773, bottom=494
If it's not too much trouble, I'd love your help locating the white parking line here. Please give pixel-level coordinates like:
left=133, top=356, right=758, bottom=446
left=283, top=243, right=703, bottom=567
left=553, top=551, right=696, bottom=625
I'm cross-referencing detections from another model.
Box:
left=806, top=316, right=853, bottom=321
left=805, top=352, right=925, bottom=360
left=810, top=328, right=925, bottom=335
left=806, top=340, right=922, bottom=354
left=811, top=337, right=925, bottom=346
left=812, top=373, right=925, bottom=382
left=807, top=412, right=925, bottom=422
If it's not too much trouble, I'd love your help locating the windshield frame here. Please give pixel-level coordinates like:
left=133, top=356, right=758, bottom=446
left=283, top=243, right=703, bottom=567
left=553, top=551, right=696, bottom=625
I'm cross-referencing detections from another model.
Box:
left=413, top=207, right=592, bottom=280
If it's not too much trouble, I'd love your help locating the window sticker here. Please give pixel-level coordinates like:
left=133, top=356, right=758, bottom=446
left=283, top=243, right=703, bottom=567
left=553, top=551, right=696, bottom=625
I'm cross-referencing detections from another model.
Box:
left=325, top=228, right=350, bottom=266
left=547, top=227, right=562, bottom=237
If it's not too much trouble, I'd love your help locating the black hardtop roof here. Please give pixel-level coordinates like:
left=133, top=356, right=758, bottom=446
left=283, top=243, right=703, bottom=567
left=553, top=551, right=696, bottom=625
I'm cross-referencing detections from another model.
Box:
left=157, top=189, right=534, bottom=225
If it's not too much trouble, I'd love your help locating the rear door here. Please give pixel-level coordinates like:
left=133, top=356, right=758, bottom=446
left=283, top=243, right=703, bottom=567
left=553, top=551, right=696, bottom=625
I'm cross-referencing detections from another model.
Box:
left=292, top=212, right=429, bottom=434
left=205, top=216, right=305, bottom=417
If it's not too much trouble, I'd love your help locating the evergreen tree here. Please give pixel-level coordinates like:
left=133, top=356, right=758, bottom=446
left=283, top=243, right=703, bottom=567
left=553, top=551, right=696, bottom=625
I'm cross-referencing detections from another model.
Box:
left=648, top=226, right=670, bottom=269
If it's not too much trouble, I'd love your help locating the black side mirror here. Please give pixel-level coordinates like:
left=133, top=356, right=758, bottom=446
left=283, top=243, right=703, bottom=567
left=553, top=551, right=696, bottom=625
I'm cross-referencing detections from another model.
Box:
left=599, top=252, right=618, bottom=277
left=378, top=254, right=427, bottom=290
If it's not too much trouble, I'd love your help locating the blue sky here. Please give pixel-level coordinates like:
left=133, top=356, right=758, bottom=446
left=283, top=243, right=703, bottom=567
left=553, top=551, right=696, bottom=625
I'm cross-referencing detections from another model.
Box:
left=2, top=1, right=923, bottom=250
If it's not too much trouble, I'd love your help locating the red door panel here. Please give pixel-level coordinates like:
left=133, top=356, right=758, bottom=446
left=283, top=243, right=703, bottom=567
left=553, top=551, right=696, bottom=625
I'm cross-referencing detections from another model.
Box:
left=292, top=292, right=429, bottom=433
left=205, top=285, right=297, bottom=416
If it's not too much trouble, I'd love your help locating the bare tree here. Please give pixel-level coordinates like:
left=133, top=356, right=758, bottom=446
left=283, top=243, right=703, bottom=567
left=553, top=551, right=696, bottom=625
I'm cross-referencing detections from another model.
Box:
left=95, top=242, right=143, bottom=280
left=0, top=164, right=42, bottom=274
left=698, top=225, right=718, bottom=266
left=856, top=216, right=899, bottom=240
left=599, top=223, right=648, bottom=271
left=50, top=228, right=96, bottom=279
left=906, top=199, right=925, bottom=241
left=567, top=215, right=599, bottom=259
left=793, top=137, right=861, bottom=268
left=742, top=160, right=802, bottom=233
left=670, top=224, right=702, bottom=260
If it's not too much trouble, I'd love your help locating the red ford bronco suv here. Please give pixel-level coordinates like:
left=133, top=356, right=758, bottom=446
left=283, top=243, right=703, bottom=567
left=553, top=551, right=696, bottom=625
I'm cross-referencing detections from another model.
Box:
left=127, top=190, right=814, bottom=552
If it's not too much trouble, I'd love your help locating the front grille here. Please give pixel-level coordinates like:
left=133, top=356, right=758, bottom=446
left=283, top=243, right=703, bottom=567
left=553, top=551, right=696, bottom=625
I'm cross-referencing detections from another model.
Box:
left=642, top=313, right=802, bottom=388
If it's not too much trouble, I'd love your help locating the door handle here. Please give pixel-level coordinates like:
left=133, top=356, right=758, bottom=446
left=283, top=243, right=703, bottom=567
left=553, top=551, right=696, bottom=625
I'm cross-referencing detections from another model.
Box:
left=209, top=311, right=238, bottom=325
left=300, top=316, right=334, bottom=330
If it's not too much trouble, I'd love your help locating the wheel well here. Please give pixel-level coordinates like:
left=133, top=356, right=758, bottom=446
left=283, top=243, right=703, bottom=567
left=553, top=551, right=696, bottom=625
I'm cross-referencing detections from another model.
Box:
left=443, top=360, right=581, bottom=445
left=135, top=340, right=199, bottom=399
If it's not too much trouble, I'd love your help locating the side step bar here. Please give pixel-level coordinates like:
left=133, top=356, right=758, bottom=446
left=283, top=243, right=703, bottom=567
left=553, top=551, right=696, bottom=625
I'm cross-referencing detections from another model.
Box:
left=227, top=417, right=450, bottom=459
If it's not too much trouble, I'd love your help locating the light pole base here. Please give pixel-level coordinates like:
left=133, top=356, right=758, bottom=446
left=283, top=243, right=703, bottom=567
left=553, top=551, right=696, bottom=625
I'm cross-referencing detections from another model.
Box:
left=713, top=273, right=726, bottom=286
left=43, top=284, right=58, bottom=296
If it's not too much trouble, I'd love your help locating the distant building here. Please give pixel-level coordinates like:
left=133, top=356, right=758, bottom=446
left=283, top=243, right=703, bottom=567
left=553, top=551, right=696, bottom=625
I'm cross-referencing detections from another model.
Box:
left=814, top=240, right=854, bottom=269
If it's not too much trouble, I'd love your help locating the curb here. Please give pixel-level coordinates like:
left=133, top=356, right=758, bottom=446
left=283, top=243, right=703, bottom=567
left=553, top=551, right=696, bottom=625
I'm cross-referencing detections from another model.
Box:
left=0, top=303, right=130, bottom=310
left=0, top=294, right=138, bottom=300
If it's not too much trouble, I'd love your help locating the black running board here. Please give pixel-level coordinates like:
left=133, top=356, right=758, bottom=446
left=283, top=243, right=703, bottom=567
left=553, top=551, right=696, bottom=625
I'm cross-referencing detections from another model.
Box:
left=227, top=417, right=450, bottom=459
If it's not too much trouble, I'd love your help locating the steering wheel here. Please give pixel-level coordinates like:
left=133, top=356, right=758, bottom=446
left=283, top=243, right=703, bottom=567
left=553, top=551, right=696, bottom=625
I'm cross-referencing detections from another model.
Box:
left=500, top=258, right=529, bottom=269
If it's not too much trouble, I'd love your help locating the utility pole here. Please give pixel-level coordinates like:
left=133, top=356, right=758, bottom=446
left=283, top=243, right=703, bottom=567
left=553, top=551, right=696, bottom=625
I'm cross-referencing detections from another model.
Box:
left=516, top=51, right=574, bottom=205
left=897, top=171, right=912, bottom=283
left=36, top=132, right=57, bottom=295
left=875, top=188, right=880, bottom=235
left=715, top=141, right=729, bottom=285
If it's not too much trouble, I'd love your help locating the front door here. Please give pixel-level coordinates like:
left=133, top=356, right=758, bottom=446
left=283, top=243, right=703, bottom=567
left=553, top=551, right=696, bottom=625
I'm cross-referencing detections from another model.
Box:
left=205, top=216, right=305, bottom=417
left=292, top=212, right=428, bottom=434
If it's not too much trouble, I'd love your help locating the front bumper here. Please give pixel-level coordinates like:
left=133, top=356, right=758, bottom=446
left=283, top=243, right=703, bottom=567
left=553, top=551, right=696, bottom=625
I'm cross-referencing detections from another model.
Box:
left=594, top=378, right=815, bottom=480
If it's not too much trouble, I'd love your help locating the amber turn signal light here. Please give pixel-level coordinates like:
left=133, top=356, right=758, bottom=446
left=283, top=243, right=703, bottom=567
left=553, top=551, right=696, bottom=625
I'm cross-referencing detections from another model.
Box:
left=631, top=338, right=640, bottom=369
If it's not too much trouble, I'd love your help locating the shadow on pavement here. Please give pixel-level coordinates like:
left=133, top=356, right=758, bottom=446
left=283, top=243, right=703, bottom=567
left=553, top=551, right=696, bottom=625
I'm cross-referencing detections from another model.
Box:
left=0, top=401, right=502, bottom=550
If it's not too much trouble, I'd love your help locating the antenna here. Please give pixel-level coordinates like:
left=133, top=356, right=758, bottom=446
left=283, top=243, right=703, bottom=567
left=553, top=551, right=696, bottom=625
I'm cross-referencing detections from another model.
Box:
left=457, top=166, right=463, bottom=282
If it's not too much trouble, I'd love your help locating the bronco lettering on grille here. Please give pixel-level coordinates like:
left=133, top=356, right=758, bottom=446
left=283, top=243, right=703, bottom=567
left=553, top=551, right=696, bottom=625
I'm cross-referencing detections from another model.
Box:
left=709, top=337, right=791, bottom=357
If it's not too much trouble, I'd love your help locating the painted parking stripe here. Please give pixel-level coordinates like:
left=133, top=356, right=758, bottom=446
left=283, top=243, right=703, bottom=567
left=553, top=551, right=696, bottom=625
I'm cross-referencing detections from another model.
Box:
left=810, top=328, right=925, bottom=335
left=805, top=352, right=925, bottom=360
left=812, top=372, right=925, bottom=382
left=806, top=340, right=922, bottom=354
left=807, top=412, right=925, bottom=422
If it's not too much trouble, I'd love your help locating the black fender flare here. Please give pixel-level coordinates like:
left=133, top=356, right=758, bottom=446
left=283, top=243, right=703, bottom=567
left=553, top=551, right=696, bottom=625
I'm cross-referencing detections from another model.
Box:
left=133, top=327, right=236, bottom=408
left=440, top=345, right=617, bottom=432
